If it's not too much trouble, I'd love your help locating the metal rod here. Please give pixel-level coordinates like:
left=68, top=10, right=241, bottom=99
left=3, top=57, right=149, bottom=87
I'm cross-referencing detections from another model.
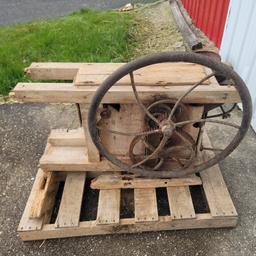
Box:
left=130, top=72, right=160, bottom=126
left=75, top=103, right=82, bottom=127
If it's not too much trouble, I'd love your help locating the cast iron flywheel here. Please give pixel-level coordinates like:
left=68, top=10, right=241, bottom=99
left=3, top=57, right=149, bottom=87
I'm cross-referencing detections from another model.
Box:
left=88, top=52, right=252, bottom=178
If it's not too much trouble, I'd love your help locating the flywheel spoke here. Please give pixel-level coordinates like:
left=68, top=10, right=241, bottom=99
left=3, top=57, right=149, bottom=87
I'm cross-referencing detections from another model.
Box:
left=172, top=156, right=185, bottom=167
left=129, top=72, right=160, bottom=126
left=97, top=126, right=161, bottom=137
left=131, top=135, right=169, bottom=168
left=142, top=140, right=156, bottom=152
left=168, top=72, right=216, bottom=121
left=175, top=118, right=240, bottom=129
left=174, top=130, right=195, bottom=146
left=152, top=158, right=164, bottom=170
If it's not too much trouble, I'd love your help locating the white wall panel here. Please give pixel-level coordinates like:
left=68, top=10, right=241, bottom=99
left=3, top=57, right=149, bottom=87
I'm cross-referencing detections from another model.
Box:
left=221, top=0, right=256, bottom=130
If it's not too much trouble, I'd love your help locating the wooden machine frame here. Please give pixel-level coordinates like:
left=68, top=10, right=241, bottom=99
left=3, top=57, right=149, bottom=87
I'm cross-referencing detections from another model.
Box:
left=10, top=62, right=239, bottom=241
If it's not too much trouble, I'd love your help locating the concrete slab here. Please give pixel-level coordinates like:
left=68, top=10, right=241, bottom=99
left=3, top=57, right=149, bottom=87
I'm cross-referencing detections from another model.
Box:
left=0, top=103, right=256, bottom=255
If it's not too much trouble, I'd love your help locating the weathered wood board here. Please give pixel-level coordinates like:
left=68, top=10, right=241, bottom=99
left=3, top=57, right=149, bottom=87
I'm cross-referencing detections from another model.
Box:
left=10, top=62, right=240, bottom=104
left=90, top=174, right=202, bottom=189
left=24, top=62, right=209, bottom=86
left=55, top=172, right=86, bottom=228
left=10, top=82, right=240, bottom=104
left=74, top=63, right=209, bottom=86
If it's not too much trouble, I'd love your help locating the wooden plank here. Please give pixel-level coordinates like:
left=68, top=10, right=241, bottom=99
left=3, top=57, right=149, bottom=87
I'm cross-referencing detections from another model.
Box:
left=96, top=189, right=121, bottom=224
left=79, top=104, right=100, bottom=162
left=18, top=169, right=57, bottom=231
left=29, top=171, right=58, bottom=218
left=41, top=128, right=118, bottom=172
left=98, top=104, right=145, bottom=156
left=91, top=174, right=202, bottom=189
left=55, top=172, right=86, bottom=228
left=10, top=82, right=240, bottom=104
left=25, top=62, right=208, bottom=84
left=134, top=188, right=158, bottom=222
left=25, top=62, right=82, bottom=80
left=39, top=143, right=199, bottom=173
left=40, top=145, right=88, bottom=169
left=167, top=186, right=196, bottom=219
left=39, top=143, right=120, bottom=172
left=200, top=133, right=237, bottom=217
left=48, top=128, right=85, bottom=146
left=18, top=214, right=238, bottom=241
left=75, top=63, right=209, bottom=86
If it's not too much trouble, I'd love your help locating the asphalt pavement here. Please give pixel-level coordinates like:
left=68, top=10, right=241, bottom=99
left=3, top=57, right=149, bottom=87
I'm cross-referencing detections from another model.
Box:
left=0, top=0, right=154, bottom=26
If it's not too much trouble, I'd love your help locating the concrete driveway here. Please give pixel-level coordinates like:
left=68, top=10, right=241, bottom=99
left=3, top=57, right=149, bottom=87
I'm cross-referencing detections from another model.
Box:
left=1, top=103, right=256, bottom=256
left=0, top=0, right=154, bottom=26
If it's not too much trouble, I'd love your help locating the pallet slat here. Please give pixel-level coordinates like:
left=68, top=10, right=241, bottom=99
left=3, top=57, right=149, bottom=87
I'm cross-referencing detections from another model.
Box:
left=91, top=174, right=202, bottom=189
left=200, top=133, right=237, bottom=217
left=96, top=189, right=121, bottom=225
left=29, top=171, right=58, bottom=218
left=19, top=214, right=238, bottom=241
left=55, top=172, right=86, bottom=228
left=167, top=186, right=196, bottom=219
left=18, top=169, right=57, bottom=231
left=135, top=189, right=158, bottom=222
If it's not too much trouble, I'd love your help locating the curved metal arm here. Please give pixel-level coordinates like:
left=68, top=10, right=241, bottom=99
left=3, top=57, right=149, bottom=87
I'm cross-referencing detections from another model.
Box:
left=130, top=72, right=160, bottom=126
left=175, top=118, right=240, bottom=129
left=131, top=135, right=169, bottom=168
left=168, top=72, right=216, bottom=121
left=97, top=126, right=161, bottom=137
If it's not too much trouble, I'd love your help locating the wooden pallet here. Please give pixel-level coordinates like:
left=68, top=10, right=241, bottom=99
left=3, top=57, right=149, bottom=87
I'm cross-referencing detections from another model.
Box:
left=18, top=132, right=238, bottom=241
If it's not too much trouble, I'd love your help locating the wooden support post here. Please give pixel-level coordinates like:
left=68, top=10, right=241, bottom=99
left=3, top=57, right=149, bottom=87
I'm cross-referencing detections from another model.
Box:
left=79, top=104, right=100, bottom=162
left=200, top=133, right=237, bottom=217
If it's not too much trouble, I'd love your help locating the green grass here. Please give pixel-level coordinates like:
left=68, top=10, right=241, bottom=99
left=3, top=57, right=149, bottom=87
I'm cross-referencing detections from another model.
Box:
left=0, top=9, right=134, bottom=95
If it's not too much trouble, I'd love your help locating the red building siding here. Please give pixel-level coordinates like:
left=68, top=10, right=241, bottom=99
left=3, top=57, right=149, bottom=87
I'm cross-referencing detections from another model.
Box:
left=181, top=0, right=230, bottom=48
